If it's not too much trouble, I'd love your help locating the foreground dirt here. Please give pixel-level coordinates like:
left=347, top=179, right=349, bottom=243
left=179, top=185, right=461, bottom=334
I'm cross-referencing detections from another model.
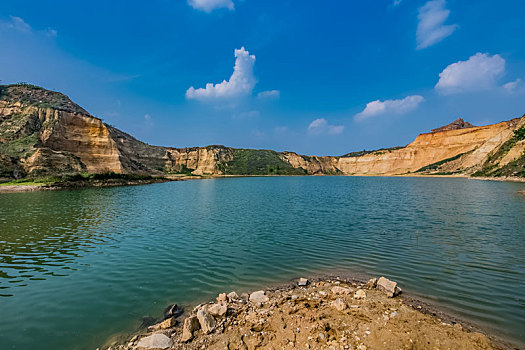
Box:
left=105, top=277, right=505, bottom=350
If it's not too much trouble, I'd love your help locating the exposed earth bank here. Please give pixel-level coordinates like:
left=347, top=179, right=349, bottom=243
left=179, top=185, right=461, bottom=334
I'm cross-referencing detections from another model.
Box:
left=102, top=277, right=509, bottom=350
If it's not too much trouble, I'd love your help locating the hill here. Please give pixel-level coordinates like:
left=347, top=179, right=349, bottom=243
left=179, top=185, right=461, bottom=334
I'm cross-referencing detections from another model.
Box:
left=1, top=83, right=524, bottom=180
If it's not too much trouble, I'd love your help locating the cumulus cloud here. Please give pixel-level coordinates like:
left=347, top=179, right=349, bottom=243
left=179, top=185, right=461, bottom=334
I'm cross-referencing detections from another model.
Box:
left=308, top=118, right=344, bottom=135
left=503, top=79, right=522, bottom=92
left=435, top=53, right=505, bottom=94
left=355, top=95, right=424, bottom=121
left=186, top=47, right=256, bottom=102
left=188, top=0, right=234, bottom=12
left=393, top=0, right=403, bottom=6
left=416, top=0, right=457, bottom=49
left=257, top=90, right=280, bottom=100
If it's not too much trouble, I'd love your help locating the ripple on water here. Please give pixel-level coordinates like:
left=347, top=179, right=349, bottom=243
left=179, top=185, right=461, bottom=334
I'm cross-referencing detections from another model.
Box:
left=0, top=177, right=524, bottom=349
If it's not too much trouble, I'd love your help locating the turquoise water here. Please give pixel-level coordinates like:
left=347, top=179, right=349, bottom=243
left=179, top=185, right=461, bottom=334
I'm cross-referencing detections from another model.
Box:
left=0, top=177, right=524, bottom=349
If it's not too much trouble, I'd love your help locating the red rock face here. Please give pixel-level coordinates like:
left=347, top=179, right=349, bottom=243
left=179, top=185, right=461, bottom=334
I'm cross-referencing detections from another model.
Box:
left=431, top=118, right=476, bottom=133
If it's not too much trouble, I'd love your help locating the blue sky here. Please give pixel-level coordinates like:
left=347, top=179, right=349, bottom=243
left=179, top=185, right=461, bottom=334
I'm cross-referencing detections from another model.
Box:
left=1, top=0, right=524, bottom=155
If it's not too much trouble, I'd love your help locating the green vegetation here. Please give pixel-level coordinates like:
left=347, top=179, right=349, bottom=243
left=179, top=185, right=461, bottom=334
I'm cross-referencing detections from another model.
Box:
left=0, top=134, right=39, bottom=158
left=342, top=146, right=405, bottom=158
left=514, top=126, right=525, bottom=141
left=473, top=125, right=525, bottom=177
left=166, top=164, right=194, bottom=175
left=0, top=83, right=86, bottom=114
left=219, top=149, right=306, bottom=175
left=0, top=172, right=157, bottom=187
left=415, top=151, right=471, bottom=173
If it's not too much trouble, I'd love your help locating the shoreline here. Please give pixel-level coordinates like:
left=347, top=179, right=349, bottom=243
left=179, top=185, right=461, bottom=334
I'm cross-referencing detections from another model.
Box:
left=1, top=173, right=524, bottom=194
left=102, top=274, right=517, bottom=350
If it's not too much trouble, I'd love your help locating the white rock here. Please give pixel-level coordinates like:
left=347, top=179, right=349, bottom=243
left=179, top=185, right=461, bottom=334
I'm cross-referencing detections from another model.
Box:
left=208, top=302, right=227, bottom=317
left=249, top=290, right=269, bottom=304
left=216, top=293, right=227, bottom=303
left=377, top=277, right=401, bottom=297
left=354, top=289, right=366, bottom=299
left=181, top=315, right=200, bottom=342
left=135, top=334, right=173, bottom=349
left=197, top=306, right=216, bottom=334
left=331, top=286, right=352, bottom=295
left=227, top=291, right=239, bottom=301
left=298, top=278, right=309, bottom=286
left=331, top=298, right=347, bottom=311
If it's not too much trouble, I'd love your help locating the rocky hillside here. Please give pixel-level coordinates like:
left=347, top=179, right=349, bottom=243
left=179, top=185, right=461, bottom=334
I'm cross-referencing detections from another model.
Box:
left=1, top=83, right=524, bottom=179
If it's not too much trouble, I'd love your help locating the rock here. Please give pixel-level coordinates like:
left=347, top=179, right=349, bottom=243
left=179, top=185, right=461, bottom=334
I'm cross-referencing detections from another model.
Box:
left=366, top=278, right=377, bottom=288
left=354, top=289, right=366, bottom=299
left=135, top=334, right=173, bottom=349
left=331, top=298, right=347, bottom=311
left=331, top=286, right=352, bottom=295
left=217, top=293, right=227, bottom=303
left=240, top=293, right=250, bottom=301
left=181, top=315, right=200, bottom=342
left=377, top=276, right=402, bottom=297
left=249, top=290, right=269, bottom=304
left=208, top=302, right=228, bottom=317
left=163, top=303, right=183, bottom=319
left=197, top=306, right=216, bottom=334
left=227, top=291, right=239, bottom=301
left=148, top=317, right=176, bottom=331
left=298, top=278, right=309, bottom=286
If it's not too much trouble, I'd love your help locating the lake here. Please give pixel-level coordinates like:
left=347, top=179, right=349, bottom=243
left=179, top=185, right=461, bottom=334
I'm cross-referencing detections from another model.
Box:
left=0, top=177, right=524, bottom=349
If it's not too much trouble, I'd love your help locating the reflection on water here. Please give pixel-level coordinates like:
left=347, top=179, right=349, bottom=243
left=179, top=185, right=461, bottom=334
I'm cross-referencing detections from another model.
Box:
left=0, top=177, right=524, bottom=349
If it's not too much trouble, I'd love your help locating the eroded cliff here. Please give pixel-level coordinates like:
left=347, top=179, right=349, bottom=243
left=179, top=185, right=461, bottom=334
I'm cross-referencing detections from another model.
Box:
left=1, top=84, right=524, bottom=180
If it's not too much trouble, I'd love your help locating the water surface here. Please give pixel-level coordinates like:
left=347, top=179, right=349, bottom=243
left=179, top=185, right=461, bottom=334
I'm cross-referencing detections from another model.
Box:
left=0, top=177, right=524, bottom=349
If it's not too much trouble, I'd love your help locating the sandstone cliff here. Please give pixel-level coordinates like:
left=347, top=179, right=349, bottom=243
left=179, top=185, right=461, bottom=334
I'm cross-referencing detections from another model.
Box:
left=1, top=84, right=524, bottom=180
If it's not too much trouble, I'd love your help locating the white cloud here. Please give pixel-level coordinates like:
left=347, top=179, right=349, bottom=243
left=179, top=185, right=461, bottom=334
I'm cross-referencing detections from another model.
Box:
left=257, top=90, right=280, bottom=100
left=393, top=0, right=403, bottom=6
left=416, top=0, right=457, bottom=49
left=355, top=95, right=424, bottom=121
left=308, top=118, right=344, bottom=135
left=186, top=47, right=256, bottom=102
left=6, top=16, right=31, bottom=32
left=503, top=78, right=522, bottom=92
left=435, top=53, right=505, bottom=94
left=188, top=0, right=234, bottom=13
left=46, top=28, right=57, bottom=37
left=275, top=126, right=288, bottom=133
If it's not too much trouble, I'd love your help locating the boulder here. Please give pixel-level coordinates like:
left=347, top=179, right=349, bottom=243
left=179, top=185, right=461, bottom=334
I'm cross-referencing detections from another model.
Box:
left=135, top=334, right=173, bottom=349
left=216, top=293, right=227, bottom=303
left=197, top=306, right=216, bottom=334
left=148, top=317, right=176, bottom=331
left=377, top=276, right=402, bottom=297
left=227, top=291, right=239, bottom=301
left=354, top=289, right=366, bottom=299
left=249, top=290, right=269, bottom=304
left=331, top=286, right=352, bottom=295
left=163, top=303, right=183, bottom=319
left=298, top=278, right=309, bottom=286
left=181, top=315, right=200, bottom=342
left=331, top=298, right=347, bottom=311
left=208, top=302, right=228, bottom=318
left=366, top=278, right=377, bottom=289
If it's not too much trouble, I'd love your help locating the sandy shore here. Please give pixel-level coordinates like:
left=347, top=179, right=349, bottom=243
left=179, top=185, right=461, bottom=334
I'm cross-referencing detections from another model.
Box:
left=103, top=276, right=512, bottom=350
left=0, top=177, right=177, bottom=194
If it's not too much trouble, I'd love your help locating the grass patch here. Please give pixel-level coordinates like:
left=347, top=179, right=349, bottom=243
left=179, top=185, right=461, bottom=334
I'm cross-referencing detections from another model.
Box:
left=0, top=172, right=157, bottom=187
left=473, top=126, right=525, bottom=177
left=416, top=151, right=471, bottom=173
left=219, top=149, right=306, bottom=175
left=342, top=146, right=405, bottom=158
